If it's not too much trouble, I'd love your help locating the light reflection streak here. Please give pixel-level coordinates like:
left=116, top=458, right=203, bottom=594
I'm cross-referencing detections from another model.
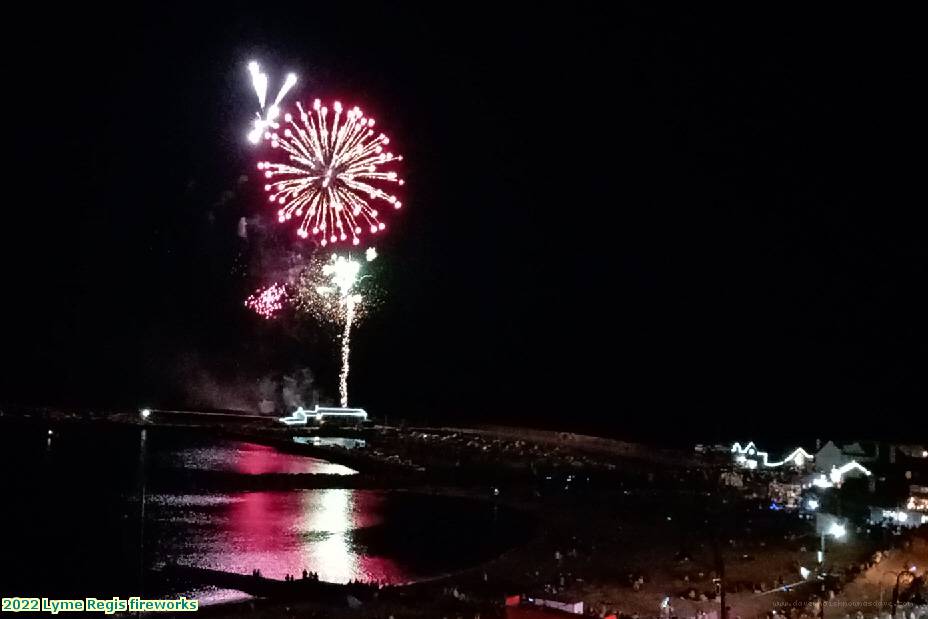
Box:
left=302, top=488, right=356, bottom=583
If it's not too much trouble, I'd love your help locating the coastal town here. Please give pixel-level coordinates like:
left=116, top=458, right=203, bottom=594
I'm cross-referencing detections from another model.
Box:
left=3, top=407, right=925, bottom=618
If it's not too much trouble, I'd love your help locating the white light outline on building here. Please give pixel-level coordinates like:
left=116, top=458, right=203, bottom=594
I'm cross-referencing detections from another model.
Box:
left=808, top=461, right=872, bottom=489
left=279, top=405, right=368, bottom=426
left=828, top=461, right=872, bottom=484
left=731, top=442, right=815, bottom=468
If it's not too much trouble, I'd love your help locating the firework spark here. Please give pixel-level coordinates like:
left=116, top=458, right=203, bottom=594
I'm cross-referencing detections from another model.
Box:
left=246, top=61, right=298, bottom=145
left=294, top=254, right=378, bottom=323
left=294, top=253, right=376, bottom=407
left=257, top=99, right=404, bottom=246
left=245, top=282, right=289, bottom=319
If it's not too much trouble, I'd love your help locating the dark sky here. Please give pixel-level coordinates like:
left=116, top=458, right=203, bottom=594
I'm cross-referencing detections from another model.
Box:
left=3, top=5, right=925, bottom=440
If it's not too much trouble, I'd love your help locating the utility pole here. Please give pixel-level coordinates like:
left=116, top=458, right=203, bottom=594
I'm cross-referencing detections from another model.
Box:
left=137, top=428, right=147, bottom=618
left=717, top=549, right=726, bottom=619
left=820, top=531, right=825, bottom=565
left=892, top=573, right=899, bottom=619
left=712, top=470, right=729, bottom=619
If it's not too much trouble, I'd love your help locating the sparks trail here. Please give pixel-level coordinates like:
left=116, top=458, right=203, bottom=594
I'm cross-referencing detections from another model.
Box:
left=339, top=293, right=356, bottom=409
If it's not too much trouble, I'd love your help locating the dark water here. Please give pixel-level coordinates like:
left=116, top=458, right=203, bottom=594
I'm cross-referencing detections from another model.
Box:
left=0, top=422, right=528, bottom=605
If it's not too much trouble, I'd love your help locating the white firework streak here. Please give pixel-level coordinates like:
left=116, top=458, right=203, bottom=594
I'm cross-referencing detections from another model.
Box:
left=309, top=254, right=366, bottom=408
left=246, top=61, right=297, bottom=145
left=339, top=294, right=357, bottom=408
left=258, top=99, right=404, bottom=246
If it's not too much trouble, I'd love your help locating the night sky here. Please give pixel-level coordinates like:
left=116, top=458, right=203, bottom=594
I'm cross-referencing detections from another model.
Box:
left=3, top=5, right=925, bottom=440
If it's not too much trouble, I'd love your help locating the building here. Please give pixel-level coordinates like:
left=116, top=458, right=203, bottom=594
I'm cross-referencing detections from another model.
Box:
left=506, top=606, right=609, bottom=619
left=894, top=444, right=928, bottom=461
left=801, top=460, right=873, bottom=490
left=518, top=595, right=584, bottom=615
left=730, top=442, right=814, bottom=471
left=906, top=484, right=928, bottom=512
left=768, top=480, right=802, bottom=509
left=278, top=406, right=368, bottom=427
left=814, top=441, right=879, bottom=473
left=868, top=507, right=928, bottom=528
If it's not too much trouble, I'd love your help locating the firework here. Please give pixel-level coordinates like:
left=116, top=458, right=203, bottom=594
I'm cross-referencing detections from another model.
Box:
left=257, top=99, right=404, bottom=246
left=245, top=282, right=288, bottom=319
left=294, top=253, right=377, bottom=407
left=294, top=252, right=379, bottom=323
left=294, top=260, right=354, bottom=324
left=246, top=61, right=298, bottom=145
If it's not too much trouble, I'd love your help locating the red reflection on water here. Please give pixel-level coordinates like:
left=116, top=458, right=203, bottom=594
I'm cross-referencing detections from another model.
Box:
left=234, top=443, right=277, bottom=475
left=224, top=491, right=304, bottom=578
left=169, top=445, right=410, bottom=582
left=232, top=442, right=355, bottom=475
left=205, top=488, right=412, bottom=583
left=357, top=554, right=410, bottom=584
left=214, top=488, right=410, bottom=583
left=189, top=443, right=411, bottom=583
left=351, top=493, right=409, bottom=583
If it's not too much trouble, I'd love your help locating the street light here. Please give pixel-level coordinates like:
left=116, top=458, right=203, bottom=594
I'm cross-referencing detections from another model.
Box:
left=810, top=517, right=847, bottom=619
left=816, top=515, right=846, bottom=565
left=887, top=568, right=916, bottom=619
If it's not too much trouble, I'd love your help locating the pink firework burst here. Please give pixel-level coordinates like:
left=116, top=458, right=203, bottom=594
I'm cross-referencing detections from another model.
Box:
left=245, top=283, right=288, bottom=319
left=256, top=99, right=404, bottom=246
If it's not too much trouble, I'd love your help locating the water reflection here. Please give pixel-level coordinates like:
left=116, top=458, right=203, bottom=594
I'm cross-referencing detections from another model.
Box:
left=147, top=438, right=408, bottom=582
left=299, top=489, right=406, bottom=583
left=152, top=489, right=410, bottom=583
left=157, top=440, right=357, bottom=475
left=0, top=427, right=525, bottom=604
left=305, top=489, right=354, bottom=581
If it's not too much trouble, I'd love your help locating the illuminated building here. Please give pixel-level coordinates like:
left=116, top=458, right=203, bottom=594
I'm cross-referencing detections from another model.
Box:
left=279, top=406, right=368, bottom=427
left=814, top=440, right=879, bottom=473
left=906, top=485, right=928, bottom=511
left=730, top=442, right=814, bottom=470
